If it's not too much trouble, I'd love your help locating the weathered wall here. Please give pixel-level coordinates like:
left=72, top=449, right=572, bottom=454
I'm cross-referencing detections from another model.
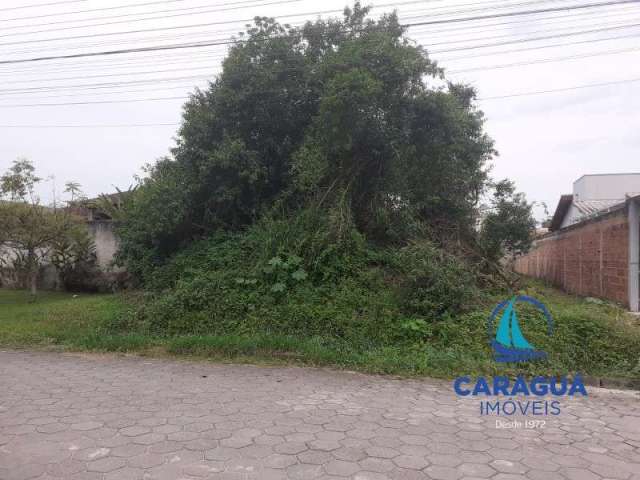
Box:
left=514, top=208, right=630, bottom=306
left=0, top=220, right=120, bottom=290
left=87, top=221, right=118, bottom=268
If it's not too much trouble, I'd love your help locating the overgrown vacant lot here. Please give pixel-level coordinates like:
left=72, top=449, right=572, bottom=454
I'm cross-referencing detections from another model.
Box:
left=1, top=282, right=638, bottom=381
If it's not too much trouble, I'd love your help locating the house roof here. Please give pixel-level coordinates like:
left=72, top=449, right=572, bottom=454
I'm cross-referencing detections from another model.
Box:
left=549, top=196, right=630, bottom=232
left=572, top=199, right=623, bottom=216
left=549, top=194, right=573, bottom=231
left=574, top=172, right=640, bottom=182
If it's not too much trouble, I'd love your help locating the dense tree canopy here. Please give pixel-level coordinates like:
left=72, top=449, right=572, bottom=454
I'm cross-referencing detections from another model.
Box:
left=118, top=3, right=497, bottom=278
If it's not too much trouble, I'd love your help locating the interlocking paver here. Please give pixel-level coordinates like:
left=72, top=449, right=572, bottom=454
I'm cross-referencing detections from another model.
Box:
left=0, top=350, right=638, bottom=480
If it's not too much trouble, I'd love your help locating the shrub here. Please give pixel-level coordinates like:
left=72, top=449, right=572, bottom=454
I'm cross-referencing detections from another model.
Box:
left=392, top=240, right=480, bottom=319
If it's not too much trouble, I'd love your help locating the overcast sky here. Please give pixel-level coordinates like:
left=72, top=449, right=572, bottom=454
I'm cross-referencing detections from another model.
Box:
left=1, top=0, right=639, bottom=220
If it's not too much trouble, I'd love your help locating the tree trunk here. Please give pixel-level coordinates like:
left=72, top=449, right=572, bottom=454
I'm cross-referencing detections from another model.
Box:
left=30, top=269, right=37, bottom=297
left=27, top=250, right=38, bottom=298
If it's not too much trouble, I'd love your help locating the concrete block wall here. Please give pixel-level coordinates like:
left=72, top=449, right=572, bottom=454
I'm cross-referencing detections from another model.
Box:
left=514, top=209, right=630, bottom=307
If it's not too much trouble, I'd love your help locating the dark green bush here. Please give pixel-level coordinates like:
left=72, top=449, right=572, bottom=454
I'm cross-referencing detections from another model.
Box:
left=119, top=214, right=482, bottom=348
left=393, top=241, right=480, bottom=319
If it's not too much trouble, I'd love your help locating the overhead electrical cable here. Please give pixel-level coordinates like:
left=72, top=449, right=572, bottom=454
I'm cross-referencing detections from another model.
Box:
left=0, top=0, right=86, bottom=12
left=1, top=64, right=220, bottom=85
left=478, top=76, right=640, bottom=99
left=0, top=95, right=189, bottom=107
left=9, top=11, right=639, bottom=74
left=438, top=30, right=640, bottom=60
left=0, top=0, right=305, bottom=42
left=447, top=45, right=640, bottom=72
left=429, top=21, right=640, bottom=53
left=0, top=0, right=564, bottom=32
left=422, top=17, right=640, bottom=46
left=0, top=0, right=629, bottom=42
left=1, top=75, right=638, bottom=108
left=0, top=74, right=215, bottom=95
left=5, top=22, right=639, bottom=87
left=406, top=0, right=640, bottom=26
left=410, top=2, right=640, bottom=35
left=3, top=1, right=639, bottom=66
left=0, top=122, right=180, bottom=128
left=10, top=7, right=640, bottom=57
left=1, top=0, right=185, bottom=22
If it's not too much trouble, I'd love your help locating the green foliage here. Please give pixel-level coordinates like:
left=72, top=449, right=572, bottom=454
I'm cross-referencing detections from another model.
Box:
left=0, top=157, right=40, bottom=201
left=480, top=179, right=536, bottom=261
left=108, top=3, right=542, bottom=363
left=392, top=241, right=480, bottom=319
left=117, top=3, right=495, bottom=275
left=1, top=283, right=639, bottom=381
left=261, top=254, right=308, bottom=294
left=0, top=159, right=88, bottom=295
left=50, top=225, right=102, bottom=292
left=116, top=216, right=481, bottom=348
left=114, top=159, right=192, bottom=282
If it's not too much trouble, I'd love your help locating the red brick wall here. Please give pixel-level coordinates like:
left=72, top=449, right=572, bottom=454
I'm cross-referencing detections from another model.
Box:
left=514, top=209, right=629, bottom=306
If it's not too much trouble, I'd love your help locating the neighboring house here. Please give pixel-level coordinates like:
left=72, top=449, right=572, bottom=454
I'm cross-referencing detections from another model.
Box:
left=514, top=173, right=640, bottom=312
left=68, top=193, right=122, bottom=269
left=551, top=173, right=640, bottom=230
left=0, top=194, right=122, bottom=290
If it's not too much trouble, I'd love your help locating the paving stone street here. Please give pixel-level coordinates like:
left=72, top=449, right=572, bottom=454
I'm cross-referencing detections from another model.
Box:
left=0, top=350, right=638, bottom=480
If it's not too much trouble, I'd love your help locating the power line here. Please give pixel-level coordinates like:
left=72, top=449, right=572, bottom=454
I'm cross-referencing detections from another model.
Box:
left=2, top=30, right=638, bottom=92
left=10, top=4, right=638, bottom=58
left=0, top=0, right=185, bottom=22
left=411, top=2, right=640, bottom=36
left=0, top=0, right=628, bottom=44
left=407, top=0, right=640, bottom=26
left=0, top=0, right=419, bottom=42
left=478, top=76, right=640, bottom=99
left=7, top=2, right=636, bottom=58
left=6, top=11, right=634, bottom=81
left=4, top=19, right=637, bottom=87
left=447, top=45, right=640, bottom=73
left=3, top=44, right=638, bottom=95
left=3, top=6, right=639, bottom=75
left=0, top=0, right=86, bottom=12
left=1, top=64, right=220, bottom=85
left=422, top=16, right=640, bottom=47
left=0, top=83, right=208, bottom=101
left=2, top=74, right=639, bottom=107
left=0, top=122, right=180, bottom=128
left=0, top=50, right=227, bottom=76
left=1, top=0, right=303, bottom=30
left=0, top=95, right=189, bottom=108
left=3, top=1, right=638, bottom=66
left=0, top=0, right=558, bottom=33
left=430, top=21, right=640, bottom=53
left=0, top=74, right=213, bottom=95
left=3, top=0, right=546, bottom=38
left=438, top=30, right=640, bottom=61
left=0, top=38, right=236, bottom=66
left=0, top=0, right=304, bottom=43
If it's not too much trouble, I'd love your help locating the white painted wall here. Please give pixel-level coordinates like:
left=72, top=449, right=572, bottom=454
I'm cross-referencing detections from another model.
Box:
left=574, top=173, right=640, bottom=201
left=560, top=204, right=585, bottom=229
left=86, top=221, right=119, bottom=269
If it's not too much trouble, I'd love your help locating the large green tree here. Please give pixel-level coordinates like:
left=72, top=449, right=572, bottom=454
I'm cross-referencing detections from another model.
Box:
left=118, top=3, right=495, bottom=278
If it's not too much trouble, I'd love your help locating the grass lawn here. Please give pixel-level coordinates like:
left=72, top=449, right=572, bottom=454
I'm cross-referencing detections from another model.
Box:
left=0, top=283, right=639, bottom=382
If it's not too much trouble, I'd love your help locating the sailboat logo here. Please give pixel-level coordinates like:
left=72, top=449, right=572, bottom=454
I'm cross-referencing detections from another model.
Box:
left=488, top=295, right=553, bottom=363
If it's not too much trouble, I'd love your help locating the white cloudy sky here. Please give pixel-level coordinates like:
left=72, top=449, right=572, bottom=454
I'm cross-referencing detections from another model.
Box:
left=1, top=0, right=639, bottom=220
